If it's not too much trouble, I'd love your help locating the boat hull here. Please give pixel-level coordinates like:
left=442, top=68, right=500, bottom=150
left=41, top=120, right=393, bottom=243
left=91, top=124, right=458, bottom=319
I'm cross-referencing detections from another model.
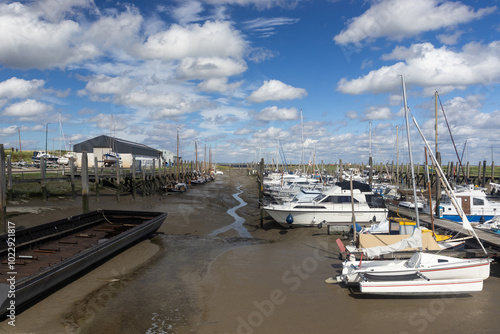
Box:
left=360, top=278, right=484, bottom=295
left=0, top=210, right=167, bottom=318
left=264, top=207, right=387, bottom=227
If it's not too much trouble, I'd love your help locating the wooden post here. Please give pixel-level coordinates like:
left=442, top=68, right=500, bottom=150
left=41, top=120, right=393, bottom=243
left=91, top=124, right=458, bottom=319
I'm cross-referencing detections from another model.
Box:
left=116, top=160, right=121, bottom=201
left=492, top=161, right=495, bottom=183
left=0, top=144, right=6, bottom=233
left=142, top=163, right=146, bottom=197
left=132, top=157, right=136, bottom=199
left=70, top=158, right=76, bottom=200
left=152, top=159, right=156, bottom=194
left=41, top=156, right=47, bottom=201
left=435, top=152, right=441, bottom=218
left=94, top=157, right=100, bottom=203
left=482, top=160, right=487, bottom=187
left=477, top=161, right=482, bottom=186
left=7, top=155, right=12, bottom=201
left=339, top=159, right=343, bottom=181
left=82, top=152, right=89, bottom=213
left=259, top=158, right=264, bottom=228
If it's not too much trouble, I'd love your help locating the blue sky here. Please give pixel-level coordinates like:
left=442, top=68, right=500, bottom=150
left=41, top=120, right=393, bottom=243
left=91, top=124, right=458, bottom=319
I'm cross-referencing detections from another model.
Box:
left=1, top=0, right=500, bottom=165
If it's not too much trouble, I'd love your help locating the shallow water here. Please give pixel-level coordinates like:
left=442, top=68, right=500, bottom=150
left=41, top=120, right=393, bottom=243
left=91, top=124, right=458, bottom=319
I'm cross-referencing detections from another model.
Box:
left=208, top=185, right=252, bottom=238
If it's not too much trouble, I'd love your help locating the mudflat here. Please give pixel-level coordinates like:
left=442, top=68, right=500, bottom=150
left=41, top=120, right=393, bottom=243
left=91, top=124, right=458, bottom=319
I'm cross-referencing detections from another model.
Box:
left=2, top=168, right=500, bottom=334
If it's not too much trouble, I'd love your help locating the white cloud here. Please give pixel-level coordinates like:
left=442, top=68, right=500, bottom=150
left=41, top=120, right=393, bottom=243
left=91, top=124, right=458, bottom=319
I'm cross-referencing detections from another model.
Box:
left=83, top=8, right=143, bottom=58
left=256, top=106, right=299, bottom=121
left=172, top=0, right=204, bottom=25
left=0, top=77, right=45, bottom=99
left=436, top=30, right=463, bottom=45
left=0, top=2, right=100, bottom=69
left=362, top=106, right=394, bottom=121
left=337, top=42, right=500, bottom=95
left=204, top=0, right=300, bottom=10
left=197, top=77, right=243, bottom=93
left=2, top=99, right=53, bottom=117
left=79, top=75, right=135, bottom=97
left=346, top=110, right=358, bottom=120
left=0, top=125, right=19, bottom=137
left=248, top=80, right=307, bottom=103
left=34, top=0, right=98, bottom=22
left=334, top=0, right=495, bottom=45
left=177, top=57, right=247, bottom=80
left=118, top=92, right=185, bottom=108
left=137, top=21, right=247, bottom=61
left=243, top=17, right=300, bottom=37
left=247, top=47, right=278, bottom=63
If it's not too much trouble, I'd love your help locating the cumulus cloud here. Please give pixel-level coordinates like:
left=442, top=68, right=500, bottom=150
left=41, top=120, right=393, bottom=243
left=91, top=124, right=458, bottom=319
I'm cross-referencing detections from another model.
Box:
left=177, top=57, right=247, bottom=80
left=248, top=80, right=307, bottom=103
left=197, top=77, right=243, bottom=93
left=137, top=21, right=247, bottom=60
left=256, top=106, right=299, bottom=121
left=0, top=125, right=19, bottom=137
left=79, top=75, right=135, bottom=97
left=362, top=106, right=394, bottom=121
left=337, top=42, right=500, bottom=95
left=2, top=99, right=53, bottom=117
left=436, top=30, right=463, bottom=45
left=83, top=8, right=143, bottom=57
left=171, top=0, right=204, bottom=25
left=0, top=77, right=45, bottom=99
left=0, top=2, right=100, bottom=69
left=334, top=0, right=495, bottom=45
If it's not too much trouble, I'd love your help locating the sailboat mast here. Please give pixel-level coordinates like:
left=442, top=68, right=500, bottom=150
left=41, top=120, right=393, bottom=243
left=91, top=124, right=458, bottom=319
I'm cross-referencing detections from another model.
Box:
left=396, top=125, right=399, bottom=185
left=401, top=75, right=420, bottom=226
left=176, top=128, right=180, bottom=183
left=300, top=109, right=304, bottom=175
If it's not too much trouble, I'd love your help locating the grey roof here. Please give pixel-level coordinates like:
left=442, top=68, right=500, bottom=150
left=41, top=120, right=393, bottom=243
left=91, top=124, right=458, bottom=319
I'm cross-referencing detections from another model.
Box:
left=73, top=135, right=161, bottom=157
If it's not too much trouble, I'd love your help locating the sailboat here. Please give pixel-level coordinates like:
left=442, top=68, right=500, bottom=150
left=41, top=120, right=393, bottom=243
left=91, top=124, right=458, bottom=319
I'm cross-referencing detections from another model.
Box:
left=330, top=76, right=493, bottom=295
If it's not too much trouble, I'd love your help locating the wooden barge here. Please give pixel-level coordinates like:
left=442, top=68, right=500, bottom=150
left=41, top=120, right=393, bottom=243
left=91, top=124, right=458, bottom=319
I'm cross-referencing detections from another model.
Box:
left=0, top=209, right=167, bottom=318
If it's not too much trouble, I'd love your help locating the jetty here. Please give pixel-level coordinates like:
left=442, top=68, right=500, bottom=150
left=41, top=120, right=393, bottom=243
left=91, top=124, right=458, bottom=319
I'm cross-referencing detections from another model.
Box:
left=387, top=203, right=500, bottom=254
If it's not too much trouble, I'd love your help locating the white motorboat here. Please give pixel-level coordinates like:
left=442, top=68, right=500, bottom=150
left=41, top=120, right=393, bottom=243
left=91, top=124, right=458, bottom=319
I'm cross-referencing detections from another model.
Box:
left=432, top=184, right=500, bottom=223
left=263, top=180, right=387, bottom=227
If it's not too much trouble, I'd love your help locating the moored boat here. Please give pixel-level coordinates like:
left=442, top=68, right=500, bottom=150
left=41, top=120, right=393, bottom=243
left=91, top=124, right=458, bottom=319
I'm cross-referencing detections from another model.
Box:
left=0, top=209, right=167, bottom=317
left=263, top=180, right=387, bottom=228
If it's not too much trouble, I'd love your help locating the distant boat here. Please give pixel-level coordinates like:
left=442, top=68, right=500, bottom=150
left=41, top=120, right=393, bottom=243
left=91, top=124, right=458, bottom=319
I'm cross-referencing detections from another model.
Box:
left=31, top=150, right=59, bottom=164
left=57, top=152, right=77, bottom=165
left=103, top=152, right=120, bottom=166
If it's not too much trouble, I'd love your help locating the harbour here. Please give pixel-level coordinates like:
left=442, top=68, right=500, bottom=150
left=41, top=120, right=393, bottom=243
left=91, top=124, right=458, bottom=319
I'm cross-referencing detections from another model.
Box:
left=1, top=168, right=500, bottom=333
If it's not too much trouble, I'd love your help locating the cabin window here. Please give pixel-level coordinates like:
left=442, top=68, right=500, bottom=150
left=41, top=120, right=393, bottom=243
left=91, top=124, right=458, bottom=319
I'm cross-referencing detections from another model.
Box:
left=437, top=259, right=449, bottom=263
left=473, top=198, right=484, bottom=206
left=321, top=196, right=355, bottom=204
left=294, top=205, right=326, bottom=209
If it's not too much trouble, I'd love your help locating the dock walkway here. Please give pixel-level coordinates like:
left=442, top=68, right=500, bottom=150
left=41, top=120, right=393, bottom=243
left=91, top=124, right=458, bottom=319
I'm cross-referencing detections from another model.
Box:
left=387, top=203, right=500, bottom=252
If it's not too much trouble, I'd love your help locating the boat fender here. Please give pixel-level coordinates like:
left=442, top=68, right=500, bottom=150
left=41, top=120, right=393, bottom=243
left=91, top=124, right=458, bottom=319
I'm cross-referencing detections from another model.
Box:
left=286, top=213, right=294, bottom=224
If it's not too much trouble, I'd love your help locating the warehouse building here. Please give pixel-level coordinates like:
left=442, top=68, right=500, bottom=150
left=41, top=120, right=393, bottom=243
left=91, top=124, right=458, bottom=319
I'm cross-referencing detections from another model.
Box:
left=72, top=135, right=162, bottom=168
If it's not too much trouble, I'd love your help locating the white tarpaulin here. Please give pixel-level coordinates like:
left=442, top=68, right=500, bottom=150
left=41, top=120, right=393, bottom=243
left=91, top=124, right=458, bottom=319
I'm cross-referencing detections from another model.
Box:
left=362, top=227, right=423, bottom=259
